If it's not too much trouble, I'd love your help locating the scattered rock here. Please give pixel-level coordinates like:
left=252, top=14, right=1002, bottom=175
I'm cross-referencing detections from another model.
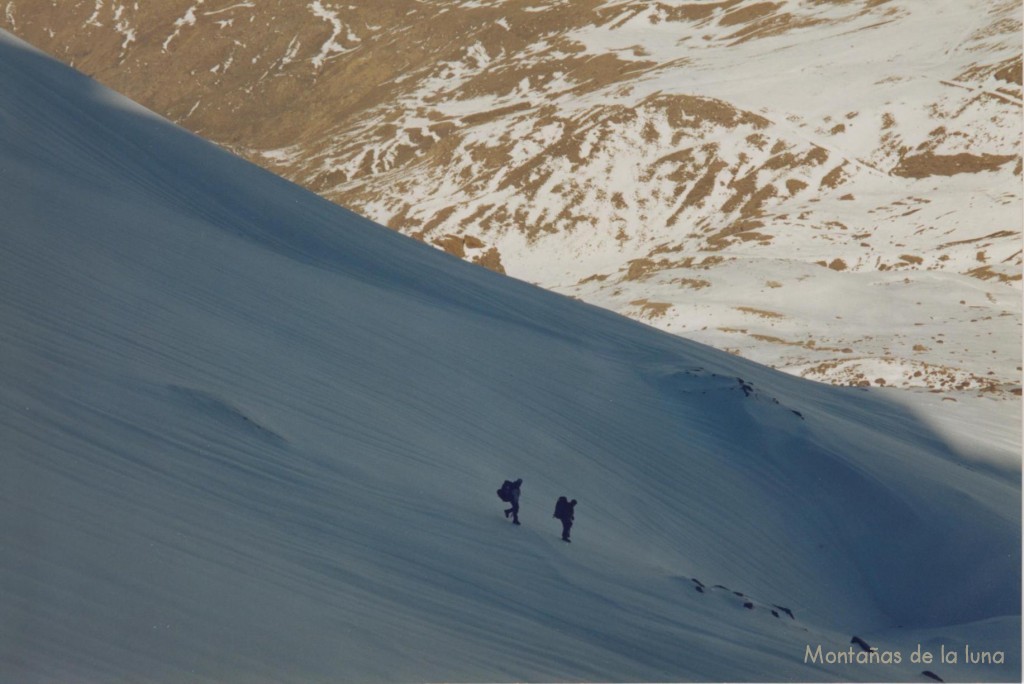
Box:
left=773, top=605, right=795, bottom=620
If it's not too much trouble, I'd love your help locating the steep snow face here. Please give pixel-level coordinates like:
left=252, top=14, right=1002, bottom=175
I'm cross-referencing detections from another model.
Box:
left=2, top=0, right=1020, bottom=393
left=0, top=30, right=1020, bottom=683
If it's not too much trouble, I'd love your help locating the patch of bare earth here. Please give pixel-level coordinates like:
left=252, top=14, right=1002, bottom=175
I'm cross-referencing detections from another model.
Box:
left=473, top=248, right=506, bottom=274
left=630, top=299, right=673, bottom=319
left=671, top=278, right=712, bottom=290
left=722, top=7, right=827, bottom=45
left=993, top=56, right=1023, bottom=86
left=966, top=266, right=1022, bottom=283
left=735, top=306, right=785, bottom=319
left=893, top=152, right=1018, bottom=178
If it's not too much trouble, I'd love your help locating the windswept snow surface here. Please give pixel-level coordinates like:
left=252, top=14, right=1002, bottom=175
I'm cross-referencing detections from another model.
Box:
left=0, top=30, right=1019, bottom=683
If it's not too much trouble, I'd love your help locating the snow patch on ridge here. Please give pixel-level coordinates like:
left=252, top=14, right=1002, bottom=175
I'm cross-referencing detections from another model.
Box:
left=310, top=1, right=357, bottom=69
left=162, top=0, right=204, bottom=52
left=86, top=0, right=104, bottom=27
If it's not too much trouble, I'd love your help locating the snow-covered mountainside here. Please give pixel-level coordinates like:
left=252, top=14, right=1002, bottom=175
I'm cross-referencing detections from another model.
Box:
left=3, top=0, right=1021, bottom=393
left=1, top=29, right=1020, bottom=684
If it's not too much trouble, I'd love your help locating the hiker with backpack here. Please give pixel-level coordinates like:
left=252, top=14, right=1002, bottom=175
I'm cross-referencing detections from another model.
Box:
left=497, top=478, right=522, bottom=525
left=553, top=496, right=577, bottom=542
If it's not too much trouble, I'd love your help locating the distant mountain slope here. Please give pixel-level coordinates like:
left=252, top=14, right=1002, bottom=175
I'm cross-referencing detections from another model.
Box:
left=1, top=29, right=1020, bottom=683
left=3, top=0, right=1021, bottom=394
left=2, top=0, right=1021, bottom=394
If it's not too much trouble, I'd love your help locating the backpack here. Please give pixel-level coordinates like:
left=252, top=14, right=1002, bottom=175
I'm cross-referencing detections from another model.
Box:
left=497, top=480, right=514, bottom=502
left=553, top=496, right=568, bottom=519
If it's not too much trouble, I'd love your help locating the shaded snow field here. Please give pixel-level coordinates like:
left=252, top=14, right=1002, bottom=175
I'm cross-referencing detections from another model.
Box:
left=0, top=30, right=1019, bottom=683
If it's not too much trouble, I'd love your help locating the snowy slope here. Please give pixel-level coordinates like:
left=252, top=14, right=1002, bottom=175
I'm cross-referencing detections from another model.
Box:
left=0, top=29, right=1020, bottom=683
